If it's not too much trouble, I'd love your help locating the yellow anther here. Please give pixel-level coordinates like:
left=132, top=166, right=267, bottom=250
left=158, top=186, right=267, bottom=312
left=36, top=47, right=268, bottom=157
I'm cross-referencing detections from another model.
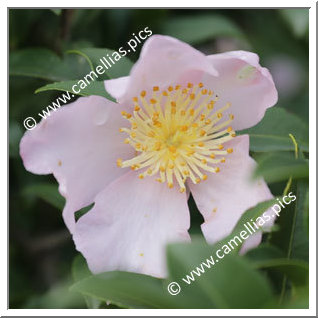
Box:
left=169, top=145, right=177, bottom=153
left=168, top=163, right=174, bottom=169
left=180, top=110, right=186, bottom=116
left=183, top=170, right=190, bottom=176
left=207, top=101, right=215, bottom=110
left=171, top=101, right=176, bottom=107
left=221, top=158, right=226, bottom=163
left=190, top=109, right=195, bottom=116
left=156, top=178, right=162, bottom=183
left=116, top=158, right=122, bottom=167
left=153, top=86, right=159, bottom=91
left=195, top=178, right=201, bottom=184
left=182, top=88, right=188, bottom=94
left=200, top=114, right=206, bottom=121
left=154, top=141, right=161, bottom=151
left=192, top=123, right=198, bottom=128
left=130, top=132, right=137, bottom=138
left=138, top=174, right=144, bottom=179
left=217, top=113, right=223, bottom=118
left=187, top=150, right=195, bottom=156
left=201, top=89, right=207, bottom=95
left=168, top=182, right=174, bottom=188
left=121, top=111, right=127, bottom=116
left=198, top=142, right=205, bottom=147
left=168, top=86, right=173, bottom=92
left=147, top=131, right=155, bottom=137
left=229, top=114, right=234, bottom=120
left=134, top=105, right=140, bottom=112
left=187, top=83, right=193, bottom=88
left=231, top=132, right=236, bottom=137
left=208, top=90, right=213, bottom=95
left=162, top=91, right=168, bottom=96
left=124, top=138, right=130, bottom=144
left=171, top=108, right=176, bottom=115
left=119, top=128, right=124, bottom=132
left=140, top=90, right=146, bottom=97
left=199, top=82, right=204, bottom=88
left=147, top=168, right=152, bottom=175
left=180, top=125, right=188, bottom=132
left=210, top=153, right=215, bottom=159
left=160, top=166, right=165, bottom=172
left=202, top=175, right=208, bottom=181
left=190, top=93, right=195, bottom=100
left=133, top=97, right=138, bottom=102
left=227, top=148, right=233, bottom=153
left=227, top=126, right=233, bottom=132
left=218, top=144, right=224, bottom=150
left=179, top=187, right=186, bottom=193
left=205, top=119, right=211, bottom=125
left=135, top=143, right=141, bottom=149
left=131, top=122, right=137, bottom=129
left=200, top=130, right=206, bottom=137
left=201, top=159, right=207, bottom=164
left=215, top=167, right=220, bottom=173
left=175, top=85, right=181, bottom=90
left=150, top=98, right=157, bottom=104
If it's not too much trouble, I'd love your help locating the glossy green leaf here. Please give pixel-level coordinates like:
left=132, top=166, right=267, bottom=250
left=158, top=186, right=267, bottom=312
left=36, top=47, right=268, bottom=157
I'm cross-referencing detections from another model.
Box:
left=10, top=48, right=91, bottom=81
left=252, top=258, right=308, bottom=288
left=68, top=48, right=133, bottom=80
left=161, top=14, right=244, bottom=44
left=35, top=80, right=114, bottom=100
left=239, top=107, right=309, bottom=152
left=70, top=271, right=175, bottom=309
left=166, top=241, right=273, bottom=309
left=254, top=152, right=309, bottom=183
left=72, top=255, right=101, bottom=309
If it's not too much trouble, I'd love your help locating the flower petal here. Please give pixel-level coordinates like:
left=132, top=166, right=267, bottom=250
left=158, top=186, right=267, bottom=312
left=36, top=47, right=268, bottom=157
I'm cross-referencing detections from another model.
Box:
left=105, top=35, right=218, bottom=104
left=73, top=171, right=191, bottom=277
left=188, top=135, right=274, bottom=251
left=20, top=96, right=133, bottom=233
left=204, top=50, right=278, bottom=130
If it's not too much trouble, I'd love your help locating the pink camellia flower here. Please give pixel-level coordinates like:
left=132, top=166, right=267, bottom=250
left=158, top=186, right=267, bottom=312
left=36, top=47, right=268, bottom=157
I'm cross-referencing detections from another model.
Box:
left=20, top=35, right=278, bottom=278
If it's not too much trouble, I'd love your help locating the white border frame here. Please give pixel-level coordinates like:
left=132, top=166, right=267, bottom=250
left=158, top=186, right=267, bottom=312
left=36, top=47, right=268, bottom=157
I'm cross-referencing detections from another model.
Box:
left=3, top=1, right=316, bottom=316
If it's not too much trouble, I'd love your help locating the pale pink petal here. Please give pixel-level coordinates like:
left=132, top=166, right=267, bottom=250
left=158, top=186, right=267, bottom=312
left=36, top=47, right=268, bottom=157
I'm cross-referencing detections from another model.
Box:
left=188, top=135, right=275, bottom=252
left=105, top=35, right=218, bottom=105
left=73, top=171, right=191, bottom=278
left=203, top=50, right=278, bottom=130
left=104, top=76, right=129, bottom=101
left=20, top=96, right=133, bottom=233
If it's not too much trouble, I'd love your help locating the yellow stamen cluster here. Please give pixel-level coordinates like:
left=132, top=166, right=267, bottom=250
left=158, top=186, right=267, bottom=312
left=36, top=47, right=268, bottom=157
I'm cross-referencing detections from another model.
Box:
left=117, top=83, right=236, bottom=192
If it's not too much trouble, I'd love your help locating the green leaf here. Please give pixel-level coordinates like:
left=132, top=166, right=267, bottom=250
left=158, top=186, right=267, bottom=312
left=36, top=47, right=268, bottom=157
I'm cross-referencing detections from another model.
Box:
left=72, top=255, right=101, bottom=309
left=252, top=258, right=308, bottom=288
left=254, top=152, right=309, bottom=183
left=10, top=48, right=91, bottom=81
left=161, top=14, right=244, bottom=44
left=279, top=9, right=309, bottom=38
left=22, top=183, right=65, bottom=210
left=239, top=107, right=309, bottom=152
left=68, top=48, right=133, bottom=80
left=25, top=279, right=86, bottom=309
left=166, top=241, right=273, bottom=308
left=50, top=9, right=62, bottom=16
left=70, top=271, right=175, bottom=309
left=35, top=80, right=114, bottom=100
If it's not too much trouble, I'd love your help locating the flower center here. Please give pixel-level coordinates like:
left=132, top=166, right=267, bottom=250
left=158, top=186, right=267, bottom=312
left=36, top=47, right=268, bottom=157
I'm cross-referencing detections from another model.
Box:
left=117, top=83, right=236, bottom=193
